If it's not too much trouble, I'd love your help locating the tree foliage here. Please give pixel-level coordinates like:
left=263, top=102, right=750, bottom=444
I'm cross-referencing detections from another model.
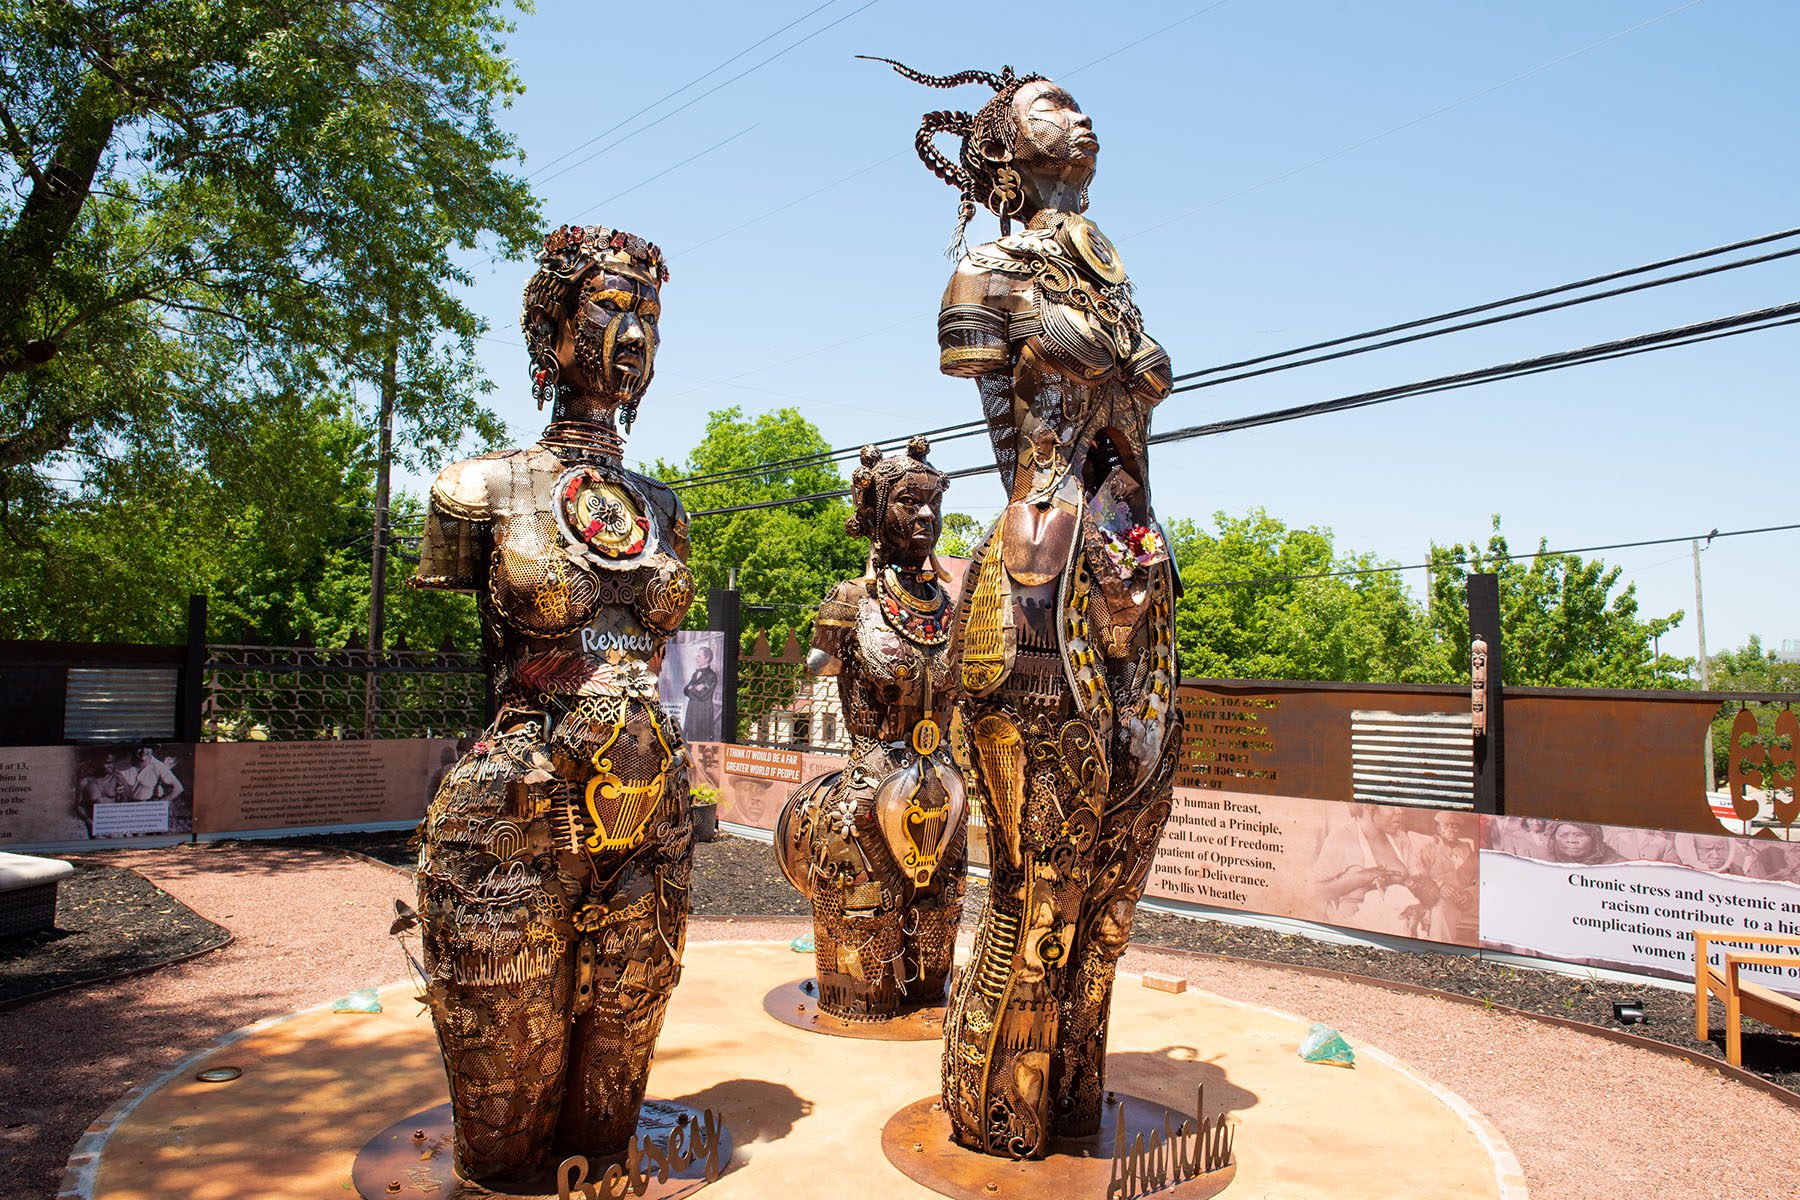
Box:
left=0, top=0, right=539, bottom=645
left=652, top=407, right=864, bottom=644
left=1702, top=635, right=1800, bottom=784
left=1168, top=509, right=1453, bottom=684
left=0, top=389, right=477, bottom=647
left=1424, top=517, right=1688, bottom=688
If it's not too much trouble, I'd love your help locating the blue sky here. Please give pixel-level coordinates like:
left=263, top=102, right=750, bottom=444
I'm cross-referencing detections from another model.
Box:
left=437, top=0, right=1798, bottom=660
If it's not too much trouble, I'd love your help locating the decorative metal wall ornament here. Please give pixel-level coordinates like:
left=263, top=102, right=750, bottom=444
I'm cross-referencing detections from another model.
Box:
left=871, top=59, right=1184, bottom=1158
left=1470, top=636, right=1489, bottom=738
left=773, top=438, right=970, bottom=1023
left=408, top=225, right=706, bottom=1187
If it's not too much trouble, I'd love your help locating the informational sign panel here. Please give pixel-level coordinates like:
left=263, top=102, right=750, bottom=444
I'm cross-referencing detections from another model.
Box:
left=0, top=743, right=195, bottom=847
left=1145, top=787, right=1481, bottom=946
left=659, top=630, right=725, bottom=744
left=1479, top=815, right=1800, bottom=994
left=194, top=738, right=457, bottom=833
left=692, top=742, right=843, bottom=832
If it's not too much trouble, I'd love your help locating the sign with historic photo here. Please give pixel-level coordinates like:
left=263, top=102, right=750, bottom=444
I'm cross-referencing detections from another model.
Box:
left=1145, top=787, right=1480, bottom=946
left=0, top=743, right=195, bottom=848
left=194, top=738, right=458, bottom=833
left=696, top=742, right=843, bottom=832
left=659, top=630, right=725, bottom=744
left=1479, top=815, right=1800, bottom=994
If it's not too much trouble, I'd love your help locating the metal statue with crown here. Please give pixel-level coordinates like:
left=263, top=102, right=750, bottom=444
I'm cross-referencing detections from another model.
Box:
left=871, top=58, right=1183, bottom=1159
left=773, top=437, right=968, bottom=1028
left=408, top=223, right=700, bottom=1186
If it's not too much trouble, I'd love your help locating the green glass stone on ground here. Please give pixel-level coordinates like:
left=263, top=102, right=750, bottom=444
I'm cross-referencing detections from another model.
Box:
left=1299, top=1022, right=1355, bottom=1066
left=789, top=934, right=815, bottom=953
left=332, top=988, right=383, bottom=1013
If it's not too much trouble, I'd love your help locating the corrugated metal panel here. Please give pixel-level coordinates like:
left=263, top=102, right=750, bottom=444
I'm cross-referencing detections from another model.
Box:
left=64, top=667, right=178, bottom=742
left=1350, top=709, right=1473, bottom=808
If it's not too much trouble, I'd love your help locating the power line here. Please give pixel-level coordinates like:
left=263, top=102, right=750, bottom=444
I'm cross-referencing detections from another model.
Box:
left=1187, top=522, right=1800, bottom=590
left=530, top=0, right=881, bottom=192
left=667, top=222, right=1800, bottom=491
left=685, top=300, right=1800, bottom=516
left=1172, top=232, right=1800, bottom=389
left=567, top=125, right=758, bottom=224
left=526, top=1, right=839, bottom=182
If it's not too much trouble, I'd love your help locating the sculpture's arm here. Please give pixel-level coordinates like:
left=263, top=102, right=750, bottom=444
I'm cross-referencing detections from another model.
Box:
left=937, top=251, right=1021, bottom=379
left=806, top=580, right=861, bottom=677
left=412, top=458, right=495, bottom=592
left=1126, top=331, right=1172, bottom=405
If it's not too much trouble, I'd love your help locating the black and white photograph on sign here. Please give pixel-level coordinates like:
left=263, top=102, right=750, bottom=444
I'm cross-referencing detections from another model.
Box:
left=73, top=743, right=194, bottom=838
left=659, top=630, right=724, bottom=744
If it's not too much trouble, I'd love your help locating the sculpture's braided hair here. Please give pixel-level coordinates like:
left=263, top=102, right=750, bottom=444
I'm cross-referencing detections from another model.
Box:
left=860, top=56, right=1047, bottom=257
left=845, top=435, right=947, bottom=543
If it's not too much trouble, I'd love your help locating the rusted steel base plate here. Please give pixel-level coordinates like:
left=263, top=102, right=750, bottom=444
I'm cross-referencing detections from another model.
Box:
left=353, top=1098, right=733, bottom=1199
left=762, top=977, right=949, bottom=1041
left=881, top=1094, right=1237, bottom=1200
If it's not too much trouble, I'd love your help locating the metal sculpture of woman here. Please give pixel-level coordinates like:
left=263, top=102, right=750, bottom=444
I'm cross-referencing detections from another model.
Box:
left=410, top=224, right=696, bottom=1184
left=774, top=438, right=968, bottom=1021
left=872, top=60, right=1181, bottom=1157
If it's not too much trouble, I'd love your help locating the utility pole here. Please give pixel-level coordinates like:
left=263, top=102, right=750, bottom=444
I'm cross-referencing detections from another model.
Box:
left=1692, top=537, right=1714, bottom=791
left=364, top=328, right=399, bottom=738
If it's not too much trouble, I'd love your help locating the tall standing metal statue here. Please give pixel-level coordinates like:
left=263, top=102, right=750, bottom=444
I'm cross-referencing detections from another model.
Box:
left=410, top=225, right=697, bottom=1184
left=774, top=437, right=969, bottom=1023
left=871, top=59, right=1182, bottom=1158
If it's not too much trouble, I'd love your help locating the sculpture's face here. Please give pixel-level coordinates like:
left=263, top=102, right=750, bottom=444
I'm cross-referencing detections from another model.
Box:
left=562, top=268, right=661, bottom=405
left=1009, top=80, right=1097, bottom=174
left=880, top=469, right=945, bottom=568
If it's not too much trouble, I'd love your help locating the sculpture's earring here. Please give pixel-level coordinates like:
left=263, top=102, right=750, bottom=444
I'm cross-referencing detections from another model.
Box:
left=619, top=397, right=639, bottom=435
left=531, top=352, right=560, bottom=411
left=985, top=145, right=1023, bottom=236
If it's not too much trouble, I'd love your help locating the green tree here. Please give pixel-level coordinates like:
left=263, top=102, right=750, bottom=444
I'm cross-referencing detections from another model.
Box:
left=0, top=389, right=477, bottom=648
left=653, top=406, right=864, bottom=644
left=1169, top=508, right=1452, bottom=684
left=939, top=511, right=981, bottom=558
left=1702, top=635, right=1800, bottom=785
left=0, top=0, right=540, bottom=504
left=1424, top=516, right=1688, bottom=688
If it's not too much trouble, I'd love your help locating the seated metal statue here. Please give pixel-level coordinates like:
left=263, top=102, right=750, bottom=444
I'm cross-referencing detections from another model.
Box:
left=872, top=60, right=1181, bottom=1156
left=410, top=224, right=695, bottom=1183
left=774, top=438, right=968, bottom=1021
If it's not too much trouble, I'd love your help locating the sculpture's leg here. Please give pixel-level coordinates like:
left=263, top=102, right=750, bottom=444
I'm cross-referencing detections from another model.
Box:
left=555, top=807, right=692, bottom=1156
left=944, top=708, right=1089, bottom=1157
left=906, top=823, right=967, bottom=1004
left=420, top=870, right=574, bottom=1181
left=1053, top=729, right=1180, bottom=1137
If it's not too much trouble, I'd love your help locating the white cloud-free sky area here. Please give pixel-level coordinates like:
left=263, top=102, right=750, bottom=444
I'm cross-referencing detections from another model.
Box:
left=427, top=0, right=1798, bottom=659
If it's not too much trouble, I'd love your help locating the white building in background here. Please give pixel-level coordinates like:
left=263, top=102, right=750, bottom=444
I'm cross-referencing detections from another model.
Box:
left=1777, top=639, right=1800, bottom=664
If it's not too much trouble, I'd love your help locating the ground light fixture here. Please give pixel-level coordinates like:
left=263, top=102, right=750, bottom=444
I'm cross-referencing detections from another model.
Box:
left=1612, top=1000, right=1647, bottom=1025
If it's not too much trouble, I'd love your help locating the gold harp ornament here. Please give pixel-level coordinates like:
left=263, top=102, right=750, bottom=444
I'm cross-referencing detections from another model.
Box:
left=581, top=708, right=673, bottom=854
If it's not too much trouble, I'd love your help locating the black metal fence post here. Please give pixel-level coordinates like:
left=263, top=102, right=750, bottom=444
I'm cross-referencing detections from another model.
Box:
left=179, top=593, right=207, bottom=743
left=1468, top=572, right=1506, bottom=815
left=708, top=584, right=741, bottom=744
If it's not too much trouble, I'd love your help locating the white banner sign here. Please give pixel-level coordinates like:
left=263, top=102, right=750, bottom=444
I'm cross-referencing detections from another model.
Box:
left=1480, top=816, right=1800, bottom=995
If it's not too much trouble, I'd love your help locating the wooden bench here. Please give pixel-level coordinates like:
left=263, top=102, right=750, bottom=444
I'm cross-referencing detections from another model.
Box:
left=0, top=851, right=76, bottom=938
left=1694, top=929, right=1800, bottom=1066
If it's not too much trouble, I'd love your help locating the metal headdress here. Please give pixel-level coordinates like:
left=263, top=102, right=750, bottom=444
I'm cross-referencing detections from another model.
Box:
left=860, top=56, right=1048, bottom=255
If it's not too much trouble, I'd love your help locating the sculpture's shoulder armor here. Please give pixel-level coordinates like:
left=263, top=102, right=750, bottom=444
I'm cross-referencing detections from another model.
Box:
left=940, top=243, right=1031, bottom=378
left=626, top=469, right=689, bottom=559
left=429, top=449, right=528, bottom=523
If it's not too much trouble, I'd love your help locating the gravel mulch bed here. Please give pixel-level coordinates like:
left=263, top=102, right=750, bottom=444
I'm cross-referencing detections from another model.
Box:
left=0, top=861, right=229, bottom=1008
